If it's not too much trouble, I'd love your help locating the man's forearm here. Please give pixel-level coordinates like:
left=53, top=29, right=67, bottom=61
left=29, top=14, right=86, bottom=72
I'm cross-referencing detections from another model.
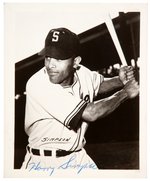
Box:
left=82, top=89, right=128, bottom=122
left=99, top=76, right=124, bottom=94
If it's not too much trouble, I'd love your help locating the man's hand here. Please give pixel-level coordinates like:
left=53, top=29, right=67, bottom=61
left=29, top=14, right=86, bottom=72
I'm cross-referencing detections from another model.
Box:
left=119, top=66, right=135, bottom=85
left=123, top=80, right=139, bottom=99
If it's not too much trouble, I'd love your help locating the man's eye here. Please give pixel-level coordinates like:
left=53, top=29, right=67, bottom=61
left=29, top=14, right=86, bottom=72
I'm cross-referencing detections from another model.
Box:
left=45, top=56, right=51, bottom=59
left=57, top=59, right=63, bottom=62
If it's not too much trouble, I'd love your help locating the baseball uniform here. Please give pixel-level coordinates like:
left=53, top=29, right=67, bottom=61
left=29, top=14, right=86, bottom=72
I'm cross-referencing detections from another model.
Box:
left=21, top=64, right=104, bottom=172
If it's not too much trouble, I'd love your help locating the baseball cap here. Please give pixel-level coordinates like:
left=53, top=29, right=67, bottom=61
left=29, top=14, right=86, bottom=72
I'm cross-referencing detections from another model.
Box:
left=38, top=28, right=80, bottom=60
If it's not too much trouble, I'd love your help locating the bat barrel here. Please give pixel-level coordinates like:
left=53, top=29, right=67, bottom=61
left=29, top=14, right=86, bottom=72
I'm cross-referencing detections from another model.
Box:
left=105, top=14, right=127, bottom=66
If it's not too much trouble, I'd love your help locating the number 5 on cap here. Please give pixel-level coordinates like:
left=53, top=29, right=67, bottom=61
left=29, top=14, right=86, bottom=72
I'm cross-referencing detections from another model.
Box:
left=52, top=31, right=60, bottom=42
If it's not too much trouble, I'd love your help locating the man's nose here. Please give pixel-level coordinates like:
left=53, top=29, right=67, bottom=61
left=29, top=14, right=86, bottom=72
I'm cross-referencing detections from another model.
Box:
left=47, top=58, right=56, bottom=69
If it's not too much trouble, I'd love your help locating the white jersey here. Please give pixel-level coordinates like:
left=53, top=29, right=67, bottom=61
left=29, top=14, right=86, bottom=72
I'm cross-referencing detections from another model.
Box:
left=25, top=64, right=104, bottom=151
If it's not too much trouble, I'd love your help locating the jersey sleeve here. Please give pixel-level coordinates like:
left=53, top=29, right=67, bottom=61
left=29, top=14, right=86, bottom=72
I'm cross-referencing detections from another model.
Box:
left=26, top=77, right=87, bottom=130
left=77, top=65, right=104, bottom=99
left=92, top=71, right=104, bottom=97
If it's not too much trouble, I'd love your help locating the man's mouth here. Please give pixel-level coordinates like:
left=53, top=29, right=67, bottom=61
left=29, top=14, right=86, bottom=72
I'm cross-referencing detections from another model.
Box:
left=47, top=70, right=58, bottom=76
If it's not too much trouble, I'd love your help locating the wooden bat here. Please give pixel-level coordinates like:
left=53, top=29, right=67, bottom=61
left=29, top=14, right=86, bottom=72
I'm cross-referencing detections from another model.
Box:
left=105, top=14, right=128, bottom=66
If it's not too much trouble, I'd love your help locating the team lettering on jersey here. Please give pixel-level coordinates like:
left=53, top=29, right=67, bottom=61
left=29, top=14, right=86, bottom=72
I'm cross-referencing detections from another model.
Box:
left=41, top=137, right=71, bottom=143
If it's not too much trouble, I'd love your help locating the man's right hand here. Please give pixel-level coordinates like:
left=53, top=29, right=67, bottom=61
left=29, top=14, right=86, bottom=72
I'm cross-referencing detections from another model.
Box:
left=119, top=66, right=135, bottom=85
left=123, top=80, right=139, bottom=99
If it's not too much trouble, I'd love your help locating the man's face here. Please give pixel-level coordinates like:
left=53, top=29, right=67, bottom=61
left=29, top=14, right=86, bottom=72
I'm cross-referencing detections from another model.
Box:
left=45, top=56, right=75, bottom=86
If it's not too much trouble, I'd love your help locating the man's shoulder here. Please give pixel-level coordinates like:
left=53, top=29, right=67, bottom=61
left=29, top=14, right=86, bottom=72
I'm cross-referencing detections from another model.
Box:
left=76, top=64, right=99, bottom=77
left=77, top=64, right=92, bottom=74
left=26, top=67, right=45, bottom=86
left=76, top=64, right=104, bottom=84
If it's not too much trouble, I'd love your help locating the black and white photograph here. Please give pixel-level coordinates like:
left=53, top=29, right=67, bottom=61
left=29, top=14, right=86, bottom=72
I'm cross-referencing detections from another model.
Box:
left=4, top=2, right=148, bottom=178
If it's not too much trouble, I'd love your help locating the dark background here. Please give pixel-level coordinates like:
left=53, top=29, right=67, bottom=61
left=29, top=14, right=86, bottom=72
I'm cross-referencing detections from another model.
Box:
left=15, top=12, right=140, bottom=169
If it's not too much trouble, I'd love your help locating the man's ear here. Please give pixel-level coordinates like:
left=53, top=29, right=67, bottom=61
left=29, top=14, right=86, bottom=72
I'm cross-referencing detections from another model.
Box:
left=73, top=56, right=82, bottom=69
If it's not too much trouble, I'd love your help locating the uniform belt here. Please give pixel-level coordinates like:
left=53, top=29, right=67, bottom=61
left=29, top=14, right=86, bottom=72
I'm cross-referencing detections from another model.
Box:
left=27, top=146, right=81, bottom=157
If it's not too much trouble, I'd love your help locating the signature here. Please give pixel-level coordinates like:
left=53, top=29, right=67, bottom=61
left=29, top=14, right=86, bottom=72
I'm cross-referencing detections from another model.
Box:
left=28, top=154, right=98, bottom=176
left=58, top=154, right=97, bottom=173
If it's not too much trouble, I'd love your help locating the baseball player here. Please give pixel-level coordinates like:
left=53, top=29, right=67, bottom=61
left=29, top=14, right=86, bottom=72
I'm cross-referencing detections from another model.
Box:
left=21, top=28, right=139, bottom=174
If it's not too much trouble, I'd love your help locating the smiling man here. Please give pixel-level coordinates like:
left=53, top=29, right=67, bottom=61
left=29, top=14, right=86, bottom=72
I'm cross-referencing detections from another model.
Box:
left=21, top=27, right=139, bottom=172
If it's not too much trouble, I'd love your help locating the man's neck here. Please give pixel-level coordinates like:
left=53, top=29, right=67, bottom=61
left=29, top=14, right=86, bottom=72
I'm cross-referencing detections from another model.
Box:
left=61, top=73, right=77, bottom=88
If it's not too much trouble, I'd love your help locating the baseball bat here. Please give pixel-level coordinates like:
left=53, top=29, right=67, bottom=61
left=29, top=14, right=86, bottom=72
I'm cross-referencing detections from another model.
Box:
left=105, top=14, right=128, bottom=66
